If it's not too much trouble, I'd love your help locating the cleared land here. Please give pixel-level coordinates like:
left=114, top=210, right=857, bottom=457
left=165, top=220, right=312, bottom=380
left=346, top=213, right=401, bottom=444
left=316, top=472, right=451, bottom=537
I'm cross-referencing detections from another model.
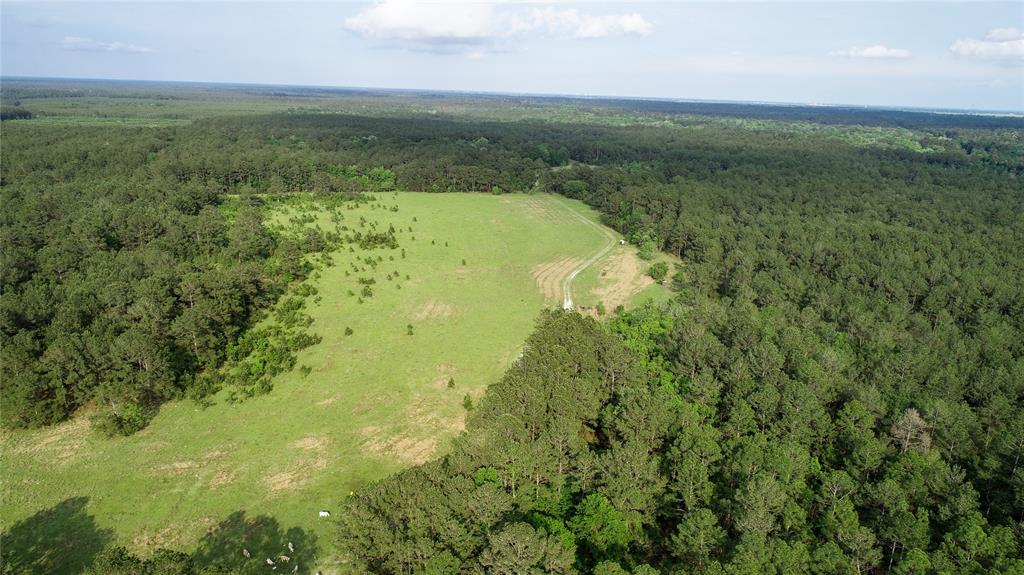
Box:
left=0, top=192, right=669, bottom=573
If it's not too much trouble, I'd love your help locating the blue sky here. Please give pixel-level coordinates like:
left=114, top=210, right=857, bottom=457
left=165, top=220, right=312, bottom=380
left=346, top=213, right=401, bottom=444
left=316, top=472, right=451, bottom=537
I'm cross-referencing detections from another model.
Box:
left=2, top=1, right=1022, bottom=111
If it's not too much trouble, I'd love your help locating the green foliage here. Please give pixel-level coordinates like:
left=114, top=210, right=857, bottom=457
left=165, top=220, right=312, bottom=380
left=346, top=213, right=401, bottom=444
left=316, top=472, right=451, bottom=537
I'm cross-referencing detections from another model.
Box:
left=646, top=262, right=668, bottom=282
left=570, top=494, right=633, bottom=560
left=91, top=402, right=152, bottom=437
left=5, top=82, right=1024, bottom=574
left=0, top=105, right=33, bottom=121
left=474, top=466, right=500, bottom=486
left=338, top=312, right=660, bottom=572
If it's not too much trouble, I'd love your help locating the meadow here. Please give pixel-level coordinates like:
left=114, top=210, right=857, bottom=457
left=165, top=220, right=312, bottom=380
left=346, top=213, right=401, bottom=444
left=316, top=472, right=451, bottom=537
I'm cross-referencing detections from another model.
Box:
left=0, top=191, right=668, bottom=574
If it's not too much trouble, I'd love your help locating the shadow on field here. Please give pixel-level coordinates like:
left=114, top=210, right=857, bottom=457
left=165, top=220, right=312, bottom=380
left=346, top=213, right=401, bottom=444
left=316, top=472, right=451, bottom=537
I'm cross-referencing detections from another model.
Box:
left=0, top=496, right=113, bottom=575
left=192, top=510, right=319, bottom=574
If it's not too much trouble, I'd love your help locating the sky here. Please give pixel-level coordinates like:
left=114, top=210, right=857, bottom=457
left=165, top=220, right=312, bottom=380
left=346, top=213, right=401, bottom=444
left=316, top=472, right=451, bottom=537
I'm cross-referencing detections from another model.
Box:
left=2, top=1, right=1022, bottom=112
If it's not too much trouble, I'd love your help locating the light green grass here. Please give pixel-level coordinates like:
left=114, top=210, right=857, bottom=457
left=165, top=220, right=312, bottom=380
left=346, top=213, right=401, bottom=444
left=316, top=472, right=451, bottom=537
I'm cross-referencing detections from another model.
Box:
left=1, top=192, right=628, bottom=574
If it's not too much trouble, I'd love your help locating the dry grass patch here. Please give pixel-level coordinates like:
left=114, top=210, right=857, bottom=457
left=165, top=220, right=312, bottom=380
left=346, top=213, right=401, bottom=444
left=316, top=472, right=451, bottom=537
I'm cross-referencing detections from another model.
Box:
left=411, top=299, right=458, bottom=321
left=264, top=436, right=331, bottom=493
left=291, top=435, right=329, bottom=451
left=12, top=414, right=90, bottom=466
left=209, top=468, right=238, bottom=489
left=359, top=425, right=438, bottom=466
left=154, top=448, right=229, bottom=478
left=158, top=461, right=201, bottom=475
left=532, top=257, right=582, bottom=302
left=588, top=249, right=655, bottom=313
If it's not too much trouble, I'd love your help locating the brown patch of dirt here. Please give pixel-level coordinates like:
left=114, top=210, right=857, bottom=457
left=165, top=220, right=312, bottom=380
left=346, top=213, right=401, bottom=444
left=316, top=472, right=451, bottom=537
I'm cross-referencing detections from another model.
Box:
left=291, top=435, right=329, bottom=450
left=588, top=249, right=656, bottom=314
left=360, top=426, right=438, bottom=466
left=265, top=469, right=302, bottom=492
left=411, top=299, right=458, bottom=321
left=317, top=396, right=338, bottom=406
left=531, top=257, right=583, bottom=302
left=264, top=437, right=330, bottom=493
left=406, top=398, right=447, bottom=431
left=209, top=468, right=237, bottom=488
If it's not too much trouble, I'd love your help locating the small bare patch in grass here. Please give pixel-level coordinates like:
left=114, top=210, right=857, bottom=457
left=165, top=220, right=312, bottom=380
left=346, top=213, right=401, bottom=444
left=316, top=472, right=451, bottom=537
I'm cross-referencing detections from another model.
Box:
left=264, top=436, right=329, bottom=493
left=317, top=396, right=338, bottom=406
left=209, top=468, right=237, bottom=488
left=411, top=299, right=458, bottom=321
left=588, top=249, right=655, bottom=314
left=265, top=469, right=303, bottom=493
left=153, top=448, right=229, bottom=478
left=291, top=435, right=329, bottom=450
left=359, top=426, right=438, bottom=466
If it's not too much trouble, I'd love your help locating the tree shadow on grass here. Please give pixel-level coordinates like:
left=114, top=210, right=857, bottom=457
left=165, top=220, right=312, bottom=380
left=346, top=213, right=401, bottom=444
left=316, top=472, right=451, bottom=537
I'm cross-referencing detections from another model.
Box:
left=192, top=510, right=319, bottom=574
left=0, top=497, right=113, bottom=575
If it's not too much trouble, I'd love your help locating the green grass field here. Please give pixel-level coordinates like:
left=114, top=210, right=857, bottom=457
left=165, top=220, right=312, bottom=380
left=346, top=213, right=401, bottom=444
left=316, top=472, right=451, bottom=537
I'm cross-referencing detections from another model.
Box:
left=0, top=192, right=665, bottom=574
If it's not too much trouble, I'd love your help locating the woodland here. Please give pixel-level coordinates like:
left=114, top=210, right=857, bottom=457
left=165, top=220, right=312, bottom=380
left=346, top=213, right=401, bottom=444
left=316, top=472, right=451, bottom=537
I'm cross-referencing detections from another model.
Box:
left=1, top=84, right=1022, bottom=573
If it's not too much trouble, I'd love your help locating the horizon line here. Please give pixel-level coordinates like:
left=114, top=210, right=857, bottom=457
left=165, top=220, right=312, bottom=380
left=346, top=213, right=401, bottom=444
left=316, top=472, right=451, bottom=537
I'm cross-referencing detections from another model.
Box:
left=3, top=74, right=1023, bottom=118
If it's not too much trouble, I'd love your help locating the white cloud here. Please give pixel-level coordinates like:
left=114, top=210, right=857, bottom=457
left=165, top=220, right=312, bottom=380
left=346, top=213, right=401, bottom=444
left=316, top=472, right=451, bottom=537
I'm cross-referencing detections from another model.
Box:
left=986, top=27, right=1022, bottom=42
left=573, top=13, right=652, bottom=39
left=829, top=45, right=912, bottom=59
left=951, top=27, right=1024, bottom=60
left=508, top=7, right=651, bottom=39
left=61, top=36, right=153, bottom=54
left=343, top=1, right=652, bottom=55
left=344, top=2, right=496, bottom=44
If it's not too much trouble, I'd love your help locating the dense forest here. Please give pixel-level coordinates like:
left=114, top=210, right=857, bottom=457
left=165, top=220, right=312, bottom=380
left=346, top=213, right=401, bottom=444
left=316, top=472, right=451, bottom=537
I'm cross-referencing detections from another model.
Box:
left=2, top=87, right=1022, bottom=573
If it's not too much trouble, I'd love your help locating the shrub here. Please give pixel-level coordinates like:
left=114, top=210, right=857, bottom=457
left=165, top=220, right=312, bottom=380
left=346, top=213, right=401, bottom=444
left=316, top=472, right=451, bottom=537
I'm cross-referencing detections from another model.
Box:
left=648, top=261, right=669, bottom=281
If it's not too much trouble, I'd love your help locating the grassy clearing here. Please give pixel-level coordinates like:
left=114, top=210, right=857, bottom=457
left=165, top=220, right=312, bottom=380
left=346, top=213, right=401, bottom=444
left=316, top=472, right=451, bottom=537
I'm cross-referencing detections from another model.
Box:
left=548, top=195, right=678, bottom=315
left=572, top=244, right=678, bottom=314
left=1, top=192, right=660, bottom=573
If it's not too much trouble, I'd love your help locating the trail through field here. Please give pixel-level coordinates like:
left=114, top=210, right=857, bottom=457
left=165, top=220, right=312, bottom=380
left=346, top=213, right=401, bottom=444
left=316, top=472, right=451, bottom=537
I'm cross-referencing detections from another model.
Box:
left=553, top=197, right=619, bottom=310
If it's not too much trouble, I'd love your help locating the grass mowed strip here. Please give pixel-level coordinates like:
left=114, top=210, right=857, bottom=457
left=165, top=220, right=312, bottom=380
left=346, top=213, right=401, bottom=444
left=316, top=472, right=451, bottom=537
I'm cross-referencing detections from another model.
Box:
left=549, top=194, right=679, bottom=315
left=1, top=192, right=624, bottom=573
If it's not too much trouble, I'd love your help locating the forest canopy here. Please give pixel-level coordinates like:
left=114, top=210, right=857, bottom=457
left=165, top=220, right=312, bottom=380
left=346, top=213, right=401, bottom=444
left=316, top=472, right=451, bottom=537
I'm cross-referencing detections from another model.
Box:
left=1, top=84, right=1022, bottom=573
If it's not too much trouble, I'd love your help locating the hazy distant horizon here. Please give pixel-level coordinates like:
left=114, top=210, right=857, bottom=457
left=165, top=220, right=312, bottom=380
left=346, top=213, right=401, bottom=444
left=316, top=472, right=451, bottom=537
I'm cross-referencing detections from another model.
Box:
left=5, top=74, right=1023, bottom=118
left=3, top=2, right=1022, bottom=112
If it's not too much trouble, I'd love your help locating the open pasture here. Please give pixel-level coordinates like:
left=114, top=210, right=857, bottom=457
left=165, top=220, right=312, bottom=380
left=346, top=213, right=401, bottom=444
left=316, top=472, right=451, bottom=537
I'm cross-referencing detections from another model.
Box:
left=0, top=191, right=665, bottom=573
